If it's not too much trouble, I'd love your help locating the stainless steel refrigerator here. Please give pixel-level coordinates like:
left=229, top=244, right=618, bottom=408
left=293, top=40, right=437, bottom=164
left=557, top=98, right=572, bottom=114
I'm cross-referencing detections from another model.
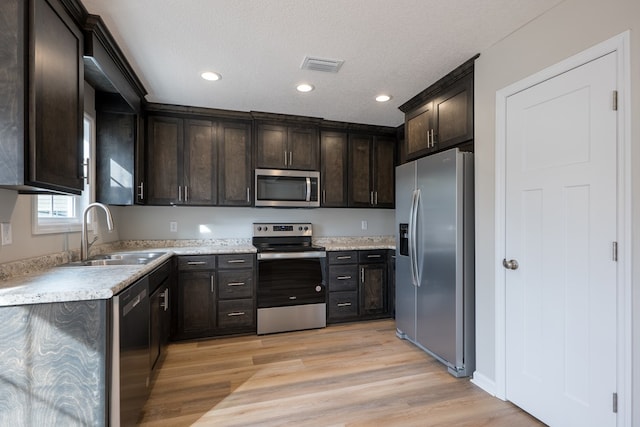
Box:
left=395, top=147, right=474, bottom=377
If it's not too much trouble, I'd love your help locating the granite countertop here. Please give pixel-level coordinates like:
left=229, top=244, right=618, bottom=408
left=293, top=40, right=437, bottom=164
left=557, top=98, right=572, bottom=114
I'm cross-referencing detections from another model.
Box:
left=0, top=237, right=394, bottom=307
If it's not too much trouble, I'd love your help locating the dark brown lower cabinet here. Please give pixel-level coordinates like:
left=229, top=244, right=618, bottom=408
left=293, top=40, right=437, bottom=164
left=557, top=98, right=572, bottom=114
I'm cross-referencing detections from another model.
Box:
left=327, top=250, right=390, bottom=323
left=174, top=254, right=255, bottom=340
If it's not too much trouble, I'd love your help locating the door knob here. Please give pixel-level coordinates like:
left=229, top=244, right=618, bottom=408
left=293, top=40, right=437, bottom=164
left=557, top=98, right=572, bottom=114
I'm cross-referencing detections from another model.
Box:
left=502, top=259, right=519, bottom=270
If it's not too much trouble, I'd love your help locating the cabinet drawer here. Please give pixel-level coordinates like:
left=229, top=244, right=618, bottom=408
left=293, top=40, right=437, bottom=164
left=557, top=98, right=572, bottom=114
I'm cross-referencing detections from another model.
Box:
left=328, top=265, right=358, bottom=291
left=218, top=270, right=254, bottom=299
left=218, top=299, right=254, bottom=328
left=178, top=255, right=216, bottom=271
left=358, top=250, right=387, bottom=264
left=218, top=253, right=255, bottom=269
left=328, top=292, right=358, bottom=319
left=328, top=251, right=357, bottom=264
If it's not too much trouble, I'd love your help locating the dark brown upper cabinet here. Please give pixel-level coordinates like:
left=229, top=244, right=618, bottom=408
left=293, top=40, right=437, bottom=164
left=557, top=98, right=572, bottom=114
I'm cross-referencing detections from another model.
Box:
left=255, top=120, right=319, bottom=171
left=217, top=121, right=253, bottom=207
left=145, top=105, right=253, bottom=207
left=146, top=115, right=217, bottom=206
left=320, top=131, right=349, bottom=207
left=399, top=55, right=477, bottom=162
left=348, top=134, right=395, bottom=209
left=0, top=0, right=85, bottom=194
left=85, top=14, right=147, bottom=205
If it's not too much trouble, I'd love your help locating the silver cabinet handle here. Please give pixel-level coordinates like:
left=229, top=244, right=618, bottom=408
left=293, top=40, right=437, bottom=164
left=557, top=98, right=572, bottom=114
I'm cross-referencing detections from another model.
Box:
left=227, top=282, right=245, bottom=287
left=337, top=302, right=352, bottom=307
left=187, top=261, right=207, bottom=265
left=336, top=256, right=352, bottom=260
left=227, top=311, right=246, bottom=317
left=374, top=191, right=378, bottom=205
left=210, top=275, right=215, bottom=293
left=138, top=182, right=144, bottom=200
left=337, top=275, right=352, bottom=280
left=160, top=289, right=169, bottom=311
left=503, top=259, right=519, bottom=270
left=284, top=151, right=288, bottom=166
left=185, top=186, right=189, bottom=202
left=289, top=151, right=293, bottom=166
left=178, top=186, right=183, bottom=202
left=288, top=296, right=297, bottom=300
left=370, top=191, right=374, bottom=205
left=323, top=190, right=326, bottom=204
left=247, top=187, right=250, bottom=203
left=367, top=254, right=382, bottom=259
left=360, top=267, right=365, bottom=283
left=226, top=259, right=246, bottom=264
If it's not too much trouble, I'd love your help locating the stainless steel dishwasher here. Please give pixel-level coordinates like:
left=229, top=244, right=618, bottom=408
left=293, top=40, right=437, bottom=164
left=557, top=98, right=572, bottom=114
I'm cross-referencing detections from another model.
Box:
left=111, top=276, right=150, bottom=426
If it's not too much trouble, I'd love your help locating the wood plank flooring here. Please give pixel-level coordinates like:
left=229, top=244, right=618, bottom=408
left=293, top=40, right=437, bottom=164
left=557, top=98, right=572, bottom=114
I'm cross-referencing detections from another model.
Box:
left=140, top=320, right=544, bottom=426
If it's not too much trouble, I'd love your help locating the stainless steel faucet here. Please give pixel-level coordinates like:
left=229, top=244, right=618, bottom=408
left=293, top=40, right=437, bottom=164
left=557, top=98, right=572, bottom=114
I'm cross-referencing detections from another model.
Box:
left=81, top=202, right=115, bottom=260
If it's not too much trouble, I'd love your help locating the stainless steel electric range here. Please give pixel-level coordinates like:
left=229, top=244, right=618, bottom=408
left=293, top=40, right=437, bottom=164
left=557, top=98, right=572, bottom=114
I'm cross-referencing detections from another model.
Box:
left=253, top=223, right=326, bottom=334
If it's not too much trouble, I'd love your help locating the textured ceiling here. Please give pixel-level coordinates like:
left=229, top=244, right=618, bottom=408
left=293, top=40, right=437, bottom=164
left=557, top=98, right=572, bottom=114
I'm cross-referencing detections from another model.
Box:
left=81, top=0, right=564, bottom=127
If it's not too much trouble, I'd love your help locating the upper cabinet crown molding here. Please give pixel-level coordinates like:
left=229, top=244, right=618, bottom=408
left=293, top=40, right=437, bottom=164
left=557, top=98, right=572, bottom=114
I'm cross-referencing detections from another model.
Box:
left=84, top=14, right=147, bottom=113
left=398, top=54, right=479, bottom=114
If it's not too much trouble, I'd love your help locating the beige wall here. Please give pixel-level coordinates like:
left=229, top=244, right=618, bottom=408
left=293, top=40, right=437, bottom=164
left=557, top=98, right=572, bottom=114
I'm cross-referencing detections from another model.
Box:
left=473, top=0, right=639, bottom=422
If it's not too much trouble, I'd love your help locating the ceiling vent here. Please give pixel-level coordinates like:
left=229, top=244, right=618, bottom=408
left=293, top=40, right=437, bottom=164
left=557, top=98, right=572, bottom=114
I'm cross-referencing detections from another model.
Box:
left=301, top=56, right=344, bottom=73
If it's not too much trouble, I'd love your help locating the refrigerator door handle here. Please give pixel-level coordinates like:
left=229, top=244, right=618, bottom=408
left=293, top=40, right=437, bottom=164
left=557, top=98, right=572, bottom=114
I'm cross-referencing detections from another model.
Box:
left=409, top=189, right=420, bottom=287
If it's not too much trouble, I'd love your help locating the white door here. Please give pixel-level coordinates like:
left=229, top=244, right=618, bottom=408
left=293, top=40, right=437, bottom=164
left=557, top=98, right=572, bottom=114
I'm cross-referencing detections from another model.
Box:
left=504, top=52, right=618, bottom=427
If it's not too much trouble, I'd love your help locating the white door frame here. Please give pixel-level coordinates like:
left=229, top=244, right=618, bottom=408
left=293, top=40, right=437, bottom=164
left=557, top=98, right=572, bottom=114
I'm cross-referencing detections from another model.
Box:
left=494, top=31, right=632, bottom=426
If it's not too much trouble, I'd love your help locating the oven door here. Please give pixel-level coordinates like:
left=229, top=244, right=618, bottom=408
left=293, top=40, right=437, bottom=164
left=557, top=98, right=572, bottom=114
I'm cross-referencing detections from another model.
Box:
left=257, top=256, right=326, bottom=308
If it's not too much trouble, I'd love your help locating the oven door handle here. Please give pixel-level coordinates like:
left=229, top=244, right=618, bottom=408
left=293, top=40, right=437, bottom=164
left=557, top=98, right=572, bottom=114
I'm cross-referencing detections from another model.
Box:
left=257, top=251, right=326, bottom=260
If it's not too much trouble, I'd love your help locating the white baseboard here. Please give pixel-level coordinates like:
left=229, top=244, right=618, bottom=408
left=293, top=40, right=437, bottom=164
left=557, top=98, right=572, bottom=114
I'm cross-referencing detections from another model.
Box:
left=470, top=371, right=498, bottom=398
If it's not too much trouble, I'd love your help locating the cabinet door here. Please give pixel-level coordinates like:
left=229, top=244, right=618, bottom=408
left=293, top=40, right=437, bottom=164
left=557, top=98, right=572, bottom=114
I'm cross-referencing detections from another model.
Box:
left=96, top=110, right=136, bottom=205
left=218, top=121, right=252, bottom=206
left=177, top=271, right=216, bottom=337
left=256, top=124, right=287, bottom=169
left=405, top=101, right=435, bottom=160
left=288, top=127, right=318, bottom=170
left=348, top=135, right=373, bottom=207
left=184, top=119, right=216, bottom=205
left=31, top=0, right=84, bottom=193
left=373, top=137, right=395, bottom=208
left=360, top=263, right=387, bottom=316
left=434, top=74, right=473, bottom=149
left=320, top=131, right=348, bottom=207
left=147, top=116, right=183, bottom=205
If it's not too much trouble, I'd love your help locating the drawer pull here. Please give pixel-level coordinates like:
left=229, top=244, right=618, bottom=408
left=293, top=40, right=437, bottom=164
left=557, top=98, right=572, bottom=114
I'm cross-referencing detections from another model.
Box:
left=336, top=256, right=352, bottom=260
left=187, top=261, right=208, bottom=265
left=226, top=259, right=246, bottom=264
left=227, top=311, right=246, bottom=317
left=337, top=275, right=352, bottom=280
left=337, top=302, right=352, bottom=307
left=367, top=254, right=382, bottom=258
left=227, top=282, right=245, bottom=287
left=289, top=296, right=297, bottom=300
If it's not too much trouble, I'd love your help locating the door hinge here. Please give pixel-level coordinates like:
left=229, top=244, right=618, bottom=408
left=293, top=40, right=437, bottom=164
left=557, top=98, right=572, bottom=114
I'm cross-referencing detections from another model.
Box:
left=612, top=392, right=618, bottom=413
left=612, top=242, right=618, bottom=262
left=612, top=90, right=618, bottom=111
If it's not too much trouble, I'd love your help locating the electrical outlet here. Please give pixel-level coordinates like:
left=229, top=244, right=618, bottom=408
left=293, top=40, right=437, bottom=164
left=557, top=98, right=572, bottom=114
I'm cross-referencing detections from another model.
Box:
left=361, top=220, right=368, bottom=230
left=1, top=223, right=12, bottom=245
left=169, top=221, right=178, bottom=232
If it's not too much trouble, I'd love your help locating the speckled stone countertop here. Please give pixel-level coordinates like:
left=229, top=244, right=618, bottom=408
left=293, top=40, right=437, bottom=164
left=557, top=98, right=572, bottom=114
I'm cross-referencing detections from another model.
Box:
left=0, top=237, right=393, bottom=307
left=316, top=236, right=396, bottom=251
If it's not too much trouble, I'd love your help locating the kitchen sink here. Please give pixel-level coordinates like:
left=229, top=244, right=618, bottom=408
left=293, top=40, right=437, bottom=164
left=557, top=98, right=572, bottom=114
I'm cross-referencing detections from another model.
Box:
left=61, top=251, right=166, bottom=267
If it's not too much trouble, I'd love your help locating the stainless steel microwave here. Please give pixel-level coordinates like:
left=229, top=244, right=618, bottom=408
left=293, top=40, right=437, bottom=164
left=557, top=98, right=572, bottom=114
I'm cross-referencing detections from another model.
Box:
left=255, top=169, right=320, bottom=207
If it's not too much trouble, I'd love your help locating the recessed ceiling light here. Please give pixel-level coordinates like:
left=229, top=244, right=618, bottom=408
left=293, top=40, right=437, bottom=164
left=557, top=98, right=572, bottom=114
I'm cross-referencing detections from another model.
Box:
left=201, top=71, right=221, bottom=81
left=375, top=94, right=392, bottom=102
left=296, top=83, right=315, bottom=93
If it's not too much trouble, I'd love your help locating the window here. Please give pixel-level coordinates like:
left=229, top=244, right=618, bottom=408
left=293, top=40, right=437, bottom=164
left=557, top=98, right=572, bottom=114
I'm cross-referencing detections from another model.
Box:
left=32, top=114, right=94, bottom=234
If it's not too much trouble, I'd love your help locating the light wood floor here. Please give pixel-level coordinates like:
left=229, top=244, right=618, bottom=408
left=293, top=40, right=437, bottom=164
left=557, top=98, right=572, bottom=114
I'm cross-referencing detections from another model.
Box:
left=140, top=319, right=544, bottom=426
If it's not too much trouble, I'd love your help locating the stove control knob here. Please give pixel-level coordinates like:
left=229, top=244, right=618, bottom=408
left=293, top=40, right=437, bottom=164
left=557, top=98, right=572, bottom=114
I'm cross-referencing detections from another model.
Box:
left=304, top=226, right=309, bottom=231
left=263, top=226, right=268, bottom=231
left=298, top=226, right=303, bottom=231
